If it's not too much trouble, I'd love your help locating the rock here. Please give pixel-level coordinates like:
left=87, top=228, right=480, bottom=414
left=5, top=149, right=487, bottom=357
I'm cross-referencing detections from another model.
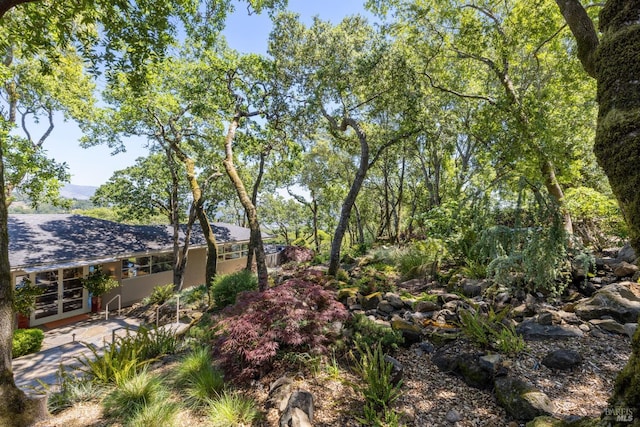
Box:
left=281, top=246, right=315, bottom=263
left=361, top=292, right=383, bottom=310
left=390, top=318, right=422, bottom=345
left=434, top=309, right=458, bottom=324
left=516, top=319, right=584, bottom=339
left=415, top=341, right=435, bottom=356
left=377, top=300, right=395, bottom=314
left=536, top=311, right=554, bottom=326
left=575, top=282, right=640, bottom=324
left=589, top=318, right=627, bottom=335
left=624, top=323, right=638, bottom=339
left=432, top=350, right=494, bottom=389
left=279, top=391, right=314, bottom=427
left=512, top=303, right=535, bottom=319
left=439, top=293, right=461, bottom=304
left=461, top=279, right=487, bottom=298
left=541, top=349, right=582, bottom=370
left=384, top=355, right=404, bottom=385
left=414, top=300, right=439, bottom=312
left=446, top=409, right=462, bottom=423
left=613, top=261, right=639, bottom=278
left=384, top=292, right=405, bottom=309
left=269, top=375, right=294, bottom=411
left=494, top=376, right=554, bottom=421
left=397, top=278, right=429, bottom=293
left=617, top=243, right=637, bottom=264
left=479, top=354, right=504, bottom=375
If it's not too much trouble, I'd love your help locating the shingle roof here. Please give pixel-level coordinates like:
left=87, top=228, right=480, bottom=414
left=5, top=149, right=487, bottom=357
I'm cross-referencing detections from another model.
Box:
left=8, top=214, right=251, bottom=270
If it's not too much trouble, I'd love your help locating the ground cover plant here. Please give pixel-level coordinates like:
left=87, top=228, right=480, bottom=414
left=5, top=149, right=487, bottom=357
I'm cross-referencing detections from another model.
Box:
left=12, top=328, right=44, bottom=358
left=211, top=270, right=259, bottom=308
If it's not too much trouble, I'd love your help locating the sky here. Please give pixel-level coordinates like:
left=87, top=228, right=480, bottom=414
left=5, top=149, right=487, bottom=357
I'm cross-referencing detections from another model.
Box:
left=40, top=0, right=372, bottom=187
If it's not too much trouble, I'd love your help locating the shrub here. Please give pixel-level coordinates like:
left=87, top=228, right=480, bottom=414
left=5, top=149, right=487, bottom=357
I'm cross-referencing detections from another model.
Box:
left=135, top=325, right=181, bottom=360
left=458, top=308, right=526, bottom=355
left=394, top=238, right=449, bottom=280
left=211, top=270, right=258, bottom=308
left=146, top=284, right=175, bottom=305
left=128, top=400, right=180, bottom=427
left=351, top=342, right=402, bottom=426
left=47, top=369, right=105, bottom=414
left=12, top=328, right=44, bottom=358
left=180, top=284, right=209, bottom=306
left=208, top=391, right=261, bottom=427
left=102, top=370, right=172, bottom=422
left=348, top=313, right=404, bottom=352
left=173, top=347, right=225, bottom=408
left=214, top=279, right=349, bottom=381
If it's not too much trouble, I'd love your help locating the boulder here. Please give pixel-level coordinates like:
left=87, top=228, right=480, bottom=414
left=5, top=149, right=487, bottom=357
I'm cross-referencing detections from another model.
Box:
left=589, top=318, right=627, bottom=335
left=624, top=323, right=638, bottom=339
left=541, top=349, right=582, bottom=370
left=279, top=391, right=314, bottom=427
left=575, top=283, right=640, bottom=324
left=516, top=319, right=584, bottom=340
left=377, top=300, right=395, bottom=314
left=361, top=292, right=383, bottom=310
left=432, top=350, right=494, bottom=389
left=617, top=243, right=638, bottom=264
left=384, top=355, right=404, bottom=385
left=384, top=292, right=406, bottom=309
left=414, top=300, right=439, bottom=313
left=494, top=376, right=554, bottom=421
left=390, top=317, right=422, bottom=345
left=613, top=261, right=639, bottom=278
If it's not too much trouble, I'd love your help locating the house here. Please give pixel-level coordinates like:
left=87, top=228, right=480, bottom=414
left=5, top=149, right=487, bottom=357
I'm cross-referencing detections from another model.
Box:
left=9, top=214, right=264, bottom=327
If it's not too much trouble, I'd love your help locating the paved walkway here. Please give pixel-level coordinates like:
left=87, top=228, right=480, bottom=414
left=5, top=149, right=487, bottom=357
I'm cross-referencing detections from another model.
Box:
left=13, top=316, right=143, bottom=394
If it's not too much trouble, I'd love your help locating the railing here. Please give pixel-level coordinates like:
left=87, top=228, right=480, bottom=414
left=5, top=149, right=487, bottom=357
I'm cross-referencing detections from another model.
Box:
left=104, top=294, right=121, bottom=320
left=156, top=295, right=180, bottom=327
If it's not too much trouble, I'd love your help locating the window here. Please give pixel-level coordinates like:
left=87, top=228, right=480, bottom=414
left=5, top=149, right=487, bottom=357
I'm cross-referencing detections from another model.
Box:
left=220, top=243, right=249, bottom=261
left=122, top=254, right=173, bottom=278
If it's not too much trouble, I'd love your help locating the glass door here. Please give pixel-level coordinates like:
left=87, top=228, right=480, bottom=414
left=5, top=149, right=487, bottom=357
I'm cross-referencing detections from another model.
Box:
left=62, top=267, right=85, bottom=314
left=31, top=267, right=88, bottom=325
left=33, top=271, right=59, bottom=321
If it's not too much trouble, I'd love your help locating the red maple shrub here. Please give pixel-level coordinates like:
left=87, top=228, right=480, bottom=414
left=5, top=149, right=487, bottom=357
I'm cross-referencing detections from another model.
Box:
left=213, top=278, right=349, bottom=381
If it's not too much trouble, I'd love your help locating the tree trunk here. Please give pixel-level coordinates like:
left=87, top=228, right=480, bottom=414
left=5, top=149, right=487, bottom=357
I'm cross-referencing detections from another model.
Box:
left=223, top=116, right=268, bottom=291
left=541, top=159, right=574, bottom=235
left=246, top=151, right=267, bottom=271
left=556, top=0, right=640, bottom=421
left=0, top=133, right=47, bottom=426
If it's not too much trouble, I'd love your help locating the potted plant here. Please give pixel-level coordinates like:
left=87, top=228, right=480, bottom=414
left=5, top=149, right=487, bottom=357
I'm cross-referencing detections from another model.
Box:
left=82, top=267, right=119, bottom=312
left=14, top=278, right=44, bottom=328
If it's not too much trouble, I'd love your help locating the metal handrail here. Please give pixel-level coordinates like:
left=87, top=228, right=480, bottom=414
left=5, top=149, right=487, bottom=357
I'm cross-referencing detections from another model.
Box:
left=156, top=295, right=180, bottom=327
left=104, top=294, right=121, bottom=320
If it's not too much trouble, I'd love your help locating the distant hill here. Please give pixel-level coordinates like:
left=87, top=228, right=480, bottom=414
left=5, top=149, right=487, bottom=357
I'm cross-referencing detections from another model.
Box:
left=60, top=184, right=97, bottom=200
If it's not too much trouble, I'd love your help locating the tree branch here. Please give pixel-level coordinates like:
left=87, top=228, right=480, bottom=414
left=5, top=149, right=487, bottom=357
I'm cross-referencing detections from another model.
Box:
left=0, top=0, right=38, bottom=19
left=554, top=0, right=599, bottom=78
left=423, top=71, right=496, bottom=105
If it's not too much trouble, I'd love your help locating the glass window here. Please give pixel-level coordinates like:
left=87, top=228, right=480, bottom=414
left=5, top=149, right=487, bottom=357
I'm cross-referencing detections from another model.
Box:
left=151, top=253, right=173, bottom=274
left=122, top=257, right=150, bottom=278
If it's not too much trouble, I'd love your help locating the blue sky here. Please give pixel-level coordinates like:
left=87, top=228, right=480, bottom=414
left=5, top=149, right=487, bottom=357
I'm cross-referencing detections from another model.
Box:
left=42, top=0, right=371, bottom=187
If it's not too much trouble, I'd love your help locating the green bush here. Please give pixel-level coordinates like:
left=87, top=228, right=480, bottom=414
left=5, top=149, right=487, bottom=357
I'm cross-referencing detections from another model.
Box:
left=146, top=284, right=175, bottom=305
left=394, top=238, right=449, bottom=280
left=349, top=313, right=404, bottom=352
left=458, top=308, right=526, bottom=355
left=12, top=328, right=44, bottom=358
left=211, top=270, right=258, bottom=308
left=172, top=347, right=225, bottom=408
left=48, top=370, right=105, bottom=414
left=208, top=391, right=261, bottom=427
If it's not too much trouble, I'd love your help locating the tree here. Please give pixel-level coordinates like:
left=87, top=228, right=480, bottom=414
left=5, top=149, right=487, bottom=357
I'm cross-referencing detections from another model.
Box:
left=270, top=13, right=420, bottom=275
left=554, top=0, right=640, bottom=421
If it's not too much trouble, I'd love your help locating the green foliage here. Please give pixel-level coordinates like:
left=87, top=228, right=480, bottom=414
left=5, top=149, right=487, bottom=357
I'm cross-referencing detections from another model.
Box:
left=12, top=328, right=44, bottom=358
left=394, top=238, right=449, bottom=280
left=351, top=342, right=402, bottom=426
left=13, top=278, right=43, bottom=316
left=207, top=391, right=261, bottom=427
left=76, top=325, right=179, bottom=384
left=211, top=270, right=258, bottom=308
left=173, top=347, right=225, bottom=408
left=47, top=369, right=105, bottom=414
left=82, top=267, right=119, bottom=296
left=458, top=308, right=526, bottom=355
left=146, top=284, right=175, bottom=305
left=180, top=284, right=209, bottom=306
left=349, top=313, right=404, bottom=352
left=102, top=370, right=177, bottom=425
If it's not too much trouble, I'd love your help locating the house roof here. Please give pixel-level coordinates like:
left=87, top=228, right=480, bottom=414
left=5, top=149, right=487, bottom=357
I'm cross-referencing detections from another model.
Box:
left=9, top=214, right=252, bottom=271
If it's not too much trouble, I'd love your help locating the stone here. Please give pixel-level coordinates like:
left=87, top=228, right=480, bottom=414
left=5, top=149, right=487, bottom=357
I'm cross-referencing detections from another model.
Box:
left=269, top=375, right=294, bottom=411
left=494, top=376, right=554, bottom=421
left=541, top=349, right=582, bottom=370
left=461, top=279, right=487, bottom=298
left=432, top=350, right=494, bottom=389
left=377, top=300, right=395, bottom=314
left=414, top=300, right=439, bottom=312
left=384, top=292, right=406, bottom=309
left=384, top=355, right=404, bottom=385
left=434, top=309, right=458, bottom=324
left=479, top=354, right=504, bottom=374
left=537, top=311, right=554, bottom=326
left=446, top=409, right=462, bottom=423
left=589, top=318, right=627, bottom=335
left=390, top=318, right=422, bottom=345
left=613, top=261, right=639, bottom=278
left=415, top=341, right=436, bottom=356
left=516, top=319, right=584, bottom=339
left=439, top=293, right=461, bottom=304
left=361, top=292, right=383, bottom=310
left=575, top=282, right=640, bottom=324
left=617, top=243, right=637, bottom=264
left=279, top=391, right=314, bottom=427
left=624, top=323, right=638, bottom=339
